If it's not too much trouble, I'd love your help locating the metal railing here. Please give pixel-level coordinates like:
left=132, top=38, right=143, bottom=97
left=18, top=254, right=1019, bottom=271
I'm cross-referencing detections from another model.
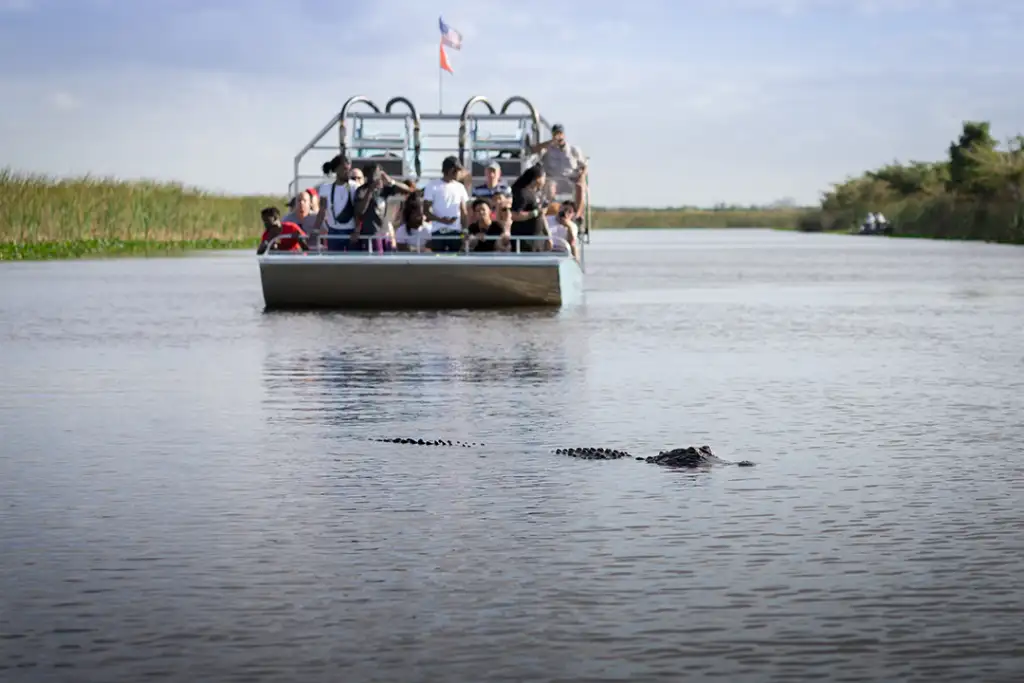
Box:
left=285, top=94, right=590, bottom=264
left=262, top=231, right=577, bottom=258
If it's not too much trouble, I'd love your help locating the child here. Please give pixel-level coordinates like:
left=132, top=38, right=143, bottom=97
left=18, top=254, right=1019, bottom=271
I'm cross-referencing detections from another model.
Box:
left=257, top=206, right=309, bottom=255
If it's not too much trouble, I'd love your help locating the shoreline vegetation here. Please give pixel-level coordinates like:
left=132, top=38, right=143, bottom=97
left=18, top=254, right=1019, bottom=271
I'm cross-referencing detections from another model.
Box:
left=0, top=170, right=277, bottom=261
left=3, top=122, right=1022, bottom=261
left=0, top=169, right=812, bottom=260
left=799, top=121, right=1024, bottom=245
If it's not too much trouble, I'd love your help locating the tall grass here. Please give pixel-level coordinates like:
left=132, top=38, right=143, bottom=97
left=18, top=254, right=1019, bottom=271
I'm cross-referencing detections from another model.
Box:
left=0, top=169, right=282, bottom=259
left=0, top=169, right=812, bottom=260
left=591, top=207, right=809, bottom=229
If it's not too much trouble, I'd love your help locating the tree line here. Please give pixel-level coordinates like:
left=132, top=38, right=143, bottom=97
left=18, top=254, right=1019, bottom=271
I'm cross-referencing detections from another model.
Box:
left=802, top=121, right=1024, bottom=244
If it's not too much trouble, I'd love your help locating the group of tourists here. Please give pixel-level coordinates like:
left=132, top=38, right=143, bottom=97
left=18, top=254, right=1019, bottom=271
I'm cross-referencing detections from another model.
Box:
left=858, top=211, right=892, bottom=235
left=257, top=125, right=587, bottom=260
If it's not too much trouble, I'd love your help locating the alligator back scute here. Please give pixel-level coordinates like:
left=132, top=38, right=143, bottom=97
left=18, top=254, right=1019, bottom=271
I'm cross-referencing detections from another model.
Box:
left=370, top=437, right=485, bottom=447
left=553, top=447, right=632, bottom=461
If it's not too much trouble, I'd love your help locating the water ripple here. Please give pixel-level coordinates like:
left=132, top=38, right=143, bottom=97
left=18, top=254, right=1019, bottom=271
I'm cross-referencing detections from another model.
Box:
left=1, top=231, right=1023, bottom=681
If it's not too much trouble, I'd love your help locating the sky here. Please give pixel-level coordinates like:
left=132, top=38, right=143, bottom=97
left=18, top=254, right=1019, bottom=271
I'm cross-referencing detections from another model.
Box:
left=1, top=0, right=1022, bottom=207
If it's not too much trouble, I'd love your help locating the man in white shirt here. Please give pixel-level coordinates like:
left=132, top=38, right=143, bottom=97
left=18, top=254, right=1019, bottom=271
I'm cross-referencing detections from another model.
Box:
left=423, top=155, right=470, bottom=253
left=313, top=154, right=363, bottom=252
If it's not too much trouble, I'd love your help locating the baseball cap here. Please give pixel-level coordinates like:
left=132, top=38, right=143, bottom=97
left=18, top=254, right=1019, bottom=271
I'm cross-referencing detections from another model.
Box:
left=551, top=123, right=564, bottom=135
left=486, top=160, right=501, bottom=171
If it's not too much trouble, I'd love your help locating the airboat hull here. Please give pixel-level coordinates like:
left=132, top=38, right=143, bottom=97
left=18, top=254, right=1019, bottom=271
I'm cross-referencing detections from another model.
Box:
left=258, top=253, right=584, bottom=310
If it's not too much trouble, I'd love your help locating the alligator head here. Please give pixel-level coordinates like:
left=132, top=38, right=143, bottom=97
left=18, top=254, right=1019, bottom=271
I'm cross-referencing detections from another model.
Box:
left=555, top=444, right=754, bottom=468
left=642, top=445, right=755, bottom=468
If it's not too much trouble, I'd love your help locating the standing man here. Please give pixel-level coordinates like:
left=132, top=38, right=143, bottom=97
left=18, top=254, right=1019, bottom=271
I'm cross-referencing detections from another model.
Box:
left=531, top=123, right=587, bottom=214
left=423, top=156, right=470, bottom=253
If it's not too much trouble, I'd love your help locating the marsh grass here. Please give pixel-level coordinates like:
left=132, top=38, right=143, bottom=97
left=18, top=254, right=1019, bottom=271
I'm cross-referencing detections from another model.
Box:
left=591, top=207, right=809, bottom=229
left=1, top=170, right=812, bottom=260
left=0, top=238, right=257, bottom=261
left=0, top=169, right=280, bottom=260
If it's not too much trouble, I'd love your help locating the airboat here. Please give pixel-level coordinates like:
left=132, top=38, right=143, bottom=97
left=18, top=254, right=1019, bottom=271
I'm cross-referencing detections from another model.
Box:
left=258, top=94, right=589, bottom=310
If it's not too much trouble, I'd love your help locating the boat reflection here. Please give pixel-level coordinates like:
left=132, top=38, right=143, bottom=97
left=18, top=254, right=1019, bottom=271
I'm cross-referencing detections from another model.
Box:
left=261, top=309, right=590, bottom=431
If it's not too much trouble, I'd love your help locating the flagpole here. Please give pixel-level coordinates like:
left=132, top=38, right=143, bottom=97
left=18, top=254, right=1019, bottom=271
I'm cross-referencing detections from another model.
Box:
left=438, top=63, right=443, bottom=114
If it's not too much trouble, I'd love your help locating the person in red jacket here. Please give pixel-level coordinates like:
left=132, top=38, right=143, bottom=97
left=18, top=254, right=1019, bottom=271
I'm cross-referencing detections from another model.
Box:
left=257, top=206, right=309, bottom=254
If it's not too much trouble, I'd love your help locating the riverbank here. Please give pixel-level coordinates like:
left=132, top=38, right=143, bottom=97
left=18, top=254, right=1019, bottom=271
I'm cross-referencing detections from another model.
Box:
left=0, top=171, right=813, bottom=260
left=0, top=171, right=275, bottom=260
left=592, top=207, right=809, bottom=229
left=1, top=238, right=257, bottom=261
left=799, top=196, right=1024, bottom=244
left=801, top=121, right=1024, bottom=245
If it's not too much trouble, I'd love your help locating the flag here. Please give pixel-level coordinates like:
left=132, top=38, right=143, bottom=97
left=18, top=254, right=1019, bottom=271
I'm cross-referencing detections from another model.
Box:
left=439, top=16, right=462, bottom=50
left=439, top=41, right=453, bottom=74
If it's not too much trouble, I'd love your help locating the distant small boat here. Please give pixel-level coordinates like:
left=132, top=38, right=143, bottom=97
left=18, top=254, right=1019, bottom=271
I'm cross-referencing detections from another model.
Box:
left=259, top=94, right=588, bottom=310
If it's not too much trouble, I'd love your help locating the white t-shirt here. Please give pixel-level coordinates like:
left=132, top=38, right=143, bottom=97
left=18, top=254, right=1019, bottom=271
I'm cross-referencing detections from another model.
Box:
left=318, top=180, right=360, bottom=231
left=395, top=222, right=433, bottom=251
left=546, top=216, right=577, bottom=253
left=422, top=179, right=468, bottom=233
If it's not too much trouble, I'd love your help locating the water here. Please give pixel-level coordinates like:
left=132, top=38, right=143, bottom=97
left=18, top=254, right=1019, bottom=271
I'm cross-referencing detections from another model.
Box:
left=2, top=229, right=1023, bottom=682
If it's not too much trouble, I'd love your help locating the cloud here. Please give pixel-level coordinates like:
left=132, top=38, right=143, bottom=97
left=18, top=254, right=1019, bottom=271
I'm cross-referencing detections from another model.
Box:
left=0, top=0, right=1022, bottom=206
left=47, top=91, right=80, bottom=111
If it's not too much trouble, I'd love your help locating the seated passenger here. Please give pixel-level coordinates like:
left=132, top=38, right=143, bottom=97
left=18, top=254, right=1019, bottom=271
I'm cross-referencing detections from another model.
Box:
left=472, top=161, right=512, bottom=209
left=283, top=189, right=320, bottom=249
left=491, top=199, right=513, bottom=252
left=466, top=198, right=510, bottom=252
left=257, top=206, right=308, bottom=255
left=546, top=201, right=579, bottom=259
left=423, top=156, right=470, bottom=253
left=395, top=196, right=433, bottom=252
left=509, top=164, right=552, bottom=252
left=353, top=163, right=415, bottom=253
left=307, top=187, right=320, bottom=215
left=530, top=123, right=587, bottom=213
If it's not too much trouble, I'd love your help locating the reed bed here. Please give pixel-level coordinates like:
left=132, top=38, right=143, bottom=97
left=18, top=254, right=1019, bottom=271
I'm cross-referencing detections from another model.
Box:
left=0, top=169, right=813, bottom=260
left=0, top=170, right=280, bottom=259
left=591, top=207, right=809, bottom=229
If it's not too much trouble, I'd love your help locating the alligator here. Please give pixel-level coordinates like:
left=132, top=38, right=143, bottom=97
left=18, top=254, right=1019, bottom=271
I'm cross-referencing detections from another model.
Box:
left=370, top=438, right=754, bottom=468
left=556, top=445, right=755, bottom=468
